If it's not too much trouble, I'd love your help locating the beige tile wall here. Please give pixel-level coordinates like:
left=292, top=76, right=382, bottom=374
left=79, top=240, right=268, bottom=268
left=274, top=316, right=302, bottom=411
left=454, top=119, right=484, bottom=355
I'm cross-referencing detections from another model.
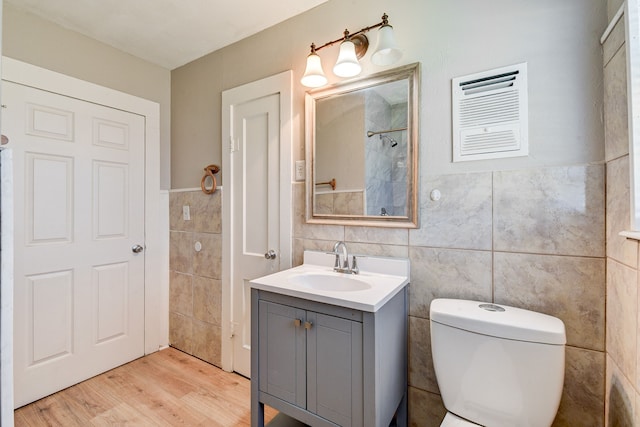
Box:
left=293, top=161, right=606, bottom=426
left=603, top=5, right=640, bottom=425
left=168, top=170, right=607, bottom=425
left=169, top=190, right=223, bottom=367
left=315, top=191, right=365, bottom=215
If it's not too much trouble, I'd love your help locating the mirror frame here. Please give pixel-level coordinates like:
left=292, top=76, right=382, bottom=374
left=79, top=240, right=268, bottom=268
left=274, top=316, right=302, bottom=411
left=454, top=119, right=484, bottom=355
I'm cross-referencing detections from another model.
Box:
left=305, top=62, right=420, bottom=228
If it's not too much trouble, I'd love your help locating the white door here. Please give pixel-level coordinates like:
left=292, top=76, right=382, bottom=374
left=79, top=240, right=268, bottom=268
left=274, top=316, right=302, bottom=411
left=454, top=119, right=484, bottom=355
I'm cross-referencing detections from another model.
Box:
left=222, top=71, right=293, bottom=377
left=3, top=81, right=146, bottom=407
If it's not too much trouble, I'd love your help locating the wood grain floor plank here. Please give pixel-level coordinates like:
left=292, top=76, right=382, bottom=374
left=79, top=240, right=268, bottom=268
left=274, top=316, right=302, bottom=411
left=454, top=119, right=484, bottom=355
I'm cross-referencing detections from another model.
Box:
left=14, top=347, right=279, bottom=427
left=89, top=402, right=163, bottom=426
left=87, top=374, right=209, bottom=427
left=181, top=390, right=250, bottom=426
left=123, top=352, right=198, bottom=398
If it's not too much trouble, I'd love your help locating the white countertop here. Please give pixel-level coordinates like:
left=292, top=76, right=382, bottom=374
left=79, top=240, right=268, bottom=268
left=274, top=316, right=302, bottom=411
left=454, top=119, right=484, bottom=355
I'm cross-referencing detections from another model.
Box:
left=249, top=251, right=410, bottom=312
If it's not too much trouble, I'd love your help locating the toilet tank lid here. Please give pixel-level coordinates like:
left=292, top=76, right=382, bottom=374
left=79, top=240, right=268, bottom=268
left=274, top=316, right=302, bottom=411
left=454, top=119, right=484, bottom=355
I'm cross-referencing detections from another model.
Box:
left=430, top=299, right=566, bottom=345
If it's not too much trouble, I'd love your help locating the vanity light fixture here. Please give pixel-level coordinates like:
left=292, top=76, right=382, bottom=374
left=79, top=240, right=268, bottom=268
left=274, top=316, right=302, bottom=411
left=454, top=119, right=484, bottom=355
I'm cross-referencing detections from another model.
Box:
left=301, top=13, right=402, bottom=88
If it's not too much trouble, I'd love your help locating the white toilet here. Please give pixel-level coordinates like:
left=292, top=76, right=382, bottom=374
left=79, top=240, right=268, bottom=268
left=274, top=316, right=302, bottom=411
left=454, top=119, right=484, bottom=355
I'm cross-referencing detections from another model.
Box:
left=430, top=299, right=566, bottom=427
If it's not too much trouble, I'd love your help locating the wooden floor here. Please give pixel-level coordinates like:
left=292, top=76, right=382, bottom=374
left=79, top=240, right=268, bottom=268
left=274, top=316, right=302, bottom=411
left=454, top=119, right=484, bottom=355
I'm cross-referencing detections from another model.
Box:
left=14, top=347, right=279, bottom=426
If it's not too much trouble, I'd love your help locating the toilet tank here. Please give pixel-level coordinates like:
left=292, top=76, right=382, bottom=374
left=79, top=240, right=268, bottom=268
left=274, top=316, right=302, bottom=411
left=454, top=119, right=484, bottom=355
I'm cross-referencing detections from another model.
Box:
left=430, top=299, right=566, bottom=427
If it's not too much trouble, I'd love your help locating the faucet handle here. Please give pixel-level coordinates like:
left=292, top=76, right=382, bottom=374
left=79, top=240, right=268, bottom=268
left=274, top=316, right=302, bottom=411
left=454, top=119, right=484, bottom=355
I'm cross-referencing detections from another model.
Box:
left=334, top=253, right=340, bottom=269
left=351, top=255, right=359, bottom=274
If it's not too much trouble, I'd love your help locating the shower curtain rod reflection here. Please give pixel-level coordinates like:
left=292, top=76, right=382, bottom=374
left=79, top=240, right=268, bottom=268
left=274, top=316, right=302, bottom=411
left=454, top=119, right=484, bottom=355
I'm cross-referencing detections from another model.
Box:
left=366, top=127, right=407, bottom=137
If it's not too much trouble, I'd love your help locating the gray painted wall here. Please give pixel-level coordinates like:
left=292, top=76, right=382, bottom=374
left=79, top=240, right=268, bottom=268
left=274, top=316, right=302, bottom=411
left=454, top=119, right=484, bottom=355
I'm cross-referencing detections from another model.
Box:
left=172, top=0, right=606, bottom=189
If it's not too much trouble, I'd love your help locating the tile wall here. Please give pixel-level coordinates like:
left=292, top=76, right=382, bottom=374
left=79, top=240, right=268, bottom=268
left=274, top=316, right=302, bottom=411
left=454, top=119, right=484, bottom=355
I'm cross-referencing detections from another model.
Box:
left=315, top=191, right=365, bottom=216
left=602, top=2, right=640, bottom=425
left=168, top=189, right=223, bottom=367
left=292, top=162, right=606, bottom=426
left=169, top=171, right=607, bottom=425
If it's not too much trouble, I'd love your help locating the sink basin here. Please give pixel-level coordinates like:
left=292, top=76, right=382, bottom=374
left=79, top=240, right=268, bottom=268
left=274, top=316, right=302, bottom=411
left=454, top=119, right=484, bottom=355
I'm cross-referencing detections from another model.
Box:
left=250, top=250, right=410, bottom=311
left=288, top=273, right=372, bottom=292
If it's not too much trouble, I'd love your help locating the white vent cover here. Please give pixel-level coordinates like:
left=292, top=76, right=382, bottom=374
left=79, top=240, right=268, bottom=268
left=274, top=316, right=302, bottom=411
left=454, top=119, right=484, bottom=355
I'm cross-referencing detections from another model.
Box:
left=452, top=62, right=528, bottom=162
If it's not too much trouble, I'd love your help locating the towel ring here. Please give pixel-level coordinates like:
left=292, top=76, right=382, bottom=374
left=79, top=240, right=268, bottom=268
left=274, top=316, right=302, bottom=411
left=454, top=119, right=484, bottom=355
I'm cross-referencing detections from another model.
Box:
left=201, top=164, right=220, bottom=194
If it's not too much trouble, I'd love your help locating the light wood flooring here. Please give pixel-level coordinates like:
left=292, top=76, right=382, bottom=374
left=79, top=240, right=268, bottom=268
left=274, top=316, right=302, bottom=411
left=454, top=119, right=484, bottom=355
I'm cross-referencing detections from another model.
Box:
left=14, top=347, right=279, bottom=426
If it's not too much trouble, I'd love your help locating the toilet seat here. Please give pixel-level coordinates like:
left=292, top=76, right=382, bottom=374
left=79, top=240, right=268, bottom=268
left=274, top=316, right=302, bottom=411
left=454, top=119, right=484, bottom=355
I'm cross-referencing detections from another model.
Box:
left=440, top=412, right=480, bottom=426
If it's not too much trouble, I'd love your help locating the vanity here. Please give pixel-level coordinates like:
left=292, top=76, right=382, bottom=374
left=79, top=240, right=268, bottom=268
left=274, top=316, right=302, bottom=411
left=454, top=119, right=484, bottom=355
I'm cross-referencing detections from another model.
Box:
left=250, top=250, right=409, bottom=427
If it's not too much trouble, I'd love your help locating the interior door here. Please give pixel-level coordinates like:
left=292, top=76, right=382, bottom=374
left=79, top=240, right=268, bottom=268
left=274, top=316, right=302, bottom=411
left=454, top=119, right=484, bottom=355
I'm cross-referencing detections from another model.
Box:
left=230, top=93, right=282, bottom=377
left=3, top=81, right=146, bottom=407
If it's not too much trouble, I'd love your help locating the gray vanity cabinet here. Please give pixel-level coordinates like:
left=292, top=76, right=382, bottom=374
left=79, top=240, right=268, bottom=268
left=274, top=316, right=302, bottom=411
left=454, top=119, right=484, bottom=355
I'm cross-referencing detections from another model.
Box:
left=251, top=288, right=407, bottom=427
left=258, top=299, right=363, bottom=426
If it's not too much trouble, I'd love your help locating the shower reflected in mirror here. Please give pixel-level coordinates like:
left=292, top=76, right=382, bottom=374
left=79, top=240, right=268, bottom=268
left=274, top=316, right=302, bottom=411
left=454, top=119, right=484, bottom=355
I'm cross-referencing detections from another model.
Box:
left=305, top=63, right=419, bottom=228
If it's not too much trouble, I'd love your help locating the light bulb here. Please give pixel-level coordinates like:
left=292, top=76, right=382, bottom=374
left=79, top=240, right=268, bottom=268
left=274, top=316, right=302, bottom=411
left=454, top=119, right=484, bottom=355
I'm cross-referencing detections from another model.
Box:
left=301, top=52, right=328, bottom=88
left=333, top=40, right=361, bottom=78
left=371, top=24, right=402, bottom=66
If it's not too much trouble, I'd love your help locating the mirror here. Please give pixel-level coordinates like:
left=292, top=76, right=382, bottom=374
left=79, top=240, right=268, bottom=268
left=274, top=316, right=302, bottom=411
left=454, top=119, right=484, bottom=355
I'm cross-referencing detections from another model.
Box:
left=305, top=63, right=419, bottom=228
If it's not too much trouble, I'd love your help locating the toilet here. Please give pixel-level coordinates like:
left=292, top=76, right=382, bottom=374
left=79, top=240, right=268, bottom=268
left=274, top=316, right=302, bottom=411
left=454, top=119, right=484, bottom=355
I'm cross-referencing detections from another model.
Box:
left=430, top=299, right=566, bottom=427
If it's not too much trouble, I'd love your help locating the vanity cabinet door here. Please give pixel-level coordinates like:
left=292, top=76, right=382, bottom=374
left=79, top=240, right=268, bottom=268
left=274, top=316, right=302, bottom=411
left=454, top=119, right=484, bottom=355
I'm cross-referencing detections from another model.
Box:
left=307, top=312, right=363, bottom=427
left=258, top=300, right=306, bottom=408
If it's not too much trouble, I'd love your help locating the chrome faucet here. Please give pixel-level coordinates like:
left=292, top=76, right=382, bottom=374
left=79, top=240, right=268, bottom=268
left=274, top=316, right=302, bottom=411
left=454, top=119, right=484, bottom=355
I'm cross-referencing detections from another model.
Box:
left=332, top=241, right=359, bottom=274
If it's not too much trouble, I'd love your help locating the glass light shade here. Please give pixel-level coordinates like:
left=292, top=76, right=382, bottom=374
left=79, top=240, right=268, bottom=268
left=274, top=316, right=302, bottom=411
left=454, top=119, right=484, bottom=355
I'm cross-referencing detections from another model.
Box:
left=333, top=40, right=361, bottom=77
left=301, top=53, right=328, bottom=88
left=371, top=24, right=402, bottom=66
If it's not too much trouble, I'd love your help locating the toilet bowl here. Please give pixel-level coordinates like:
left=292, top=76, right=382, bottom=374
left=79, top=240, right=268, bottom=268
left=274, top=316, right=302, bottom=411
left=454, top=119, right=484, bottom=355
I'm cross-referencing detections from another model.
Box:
left=430, top=299, right=566, bottom=427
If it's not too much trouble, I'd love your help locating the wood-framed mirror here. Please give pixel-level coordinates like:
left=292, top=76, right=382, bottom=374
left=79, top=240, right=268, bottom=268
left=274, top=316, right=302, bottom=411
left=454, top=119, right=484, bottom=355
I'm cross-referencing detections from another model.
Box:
left=305, top=62, right=420, bottom=228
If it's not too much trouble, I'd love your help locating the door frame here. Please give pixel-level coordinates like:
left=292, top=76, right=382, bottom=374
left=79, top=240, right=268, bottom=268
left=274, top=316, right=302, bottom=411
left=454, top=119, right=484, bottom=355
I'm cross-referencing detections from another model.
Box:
left=221, top=71, right=293, bottom=373
left=0, top=57, right=167, bottom=418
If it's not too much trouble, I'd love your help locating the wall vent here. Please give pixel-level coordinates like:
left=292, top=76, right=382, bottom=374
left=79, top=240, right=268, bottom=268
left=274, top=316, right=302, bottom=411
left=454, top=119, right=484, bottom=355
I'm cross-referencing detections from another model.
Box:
left=452, top=62, right=528, bottom=162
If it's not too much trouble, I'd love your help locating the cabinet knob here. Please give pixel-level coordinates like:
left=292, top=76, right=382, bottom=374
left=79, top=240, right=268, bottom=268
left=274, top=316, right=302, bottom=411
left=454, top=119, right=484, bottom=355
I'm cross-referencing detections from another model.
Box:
left=304, top=321, right=313, bottom=330
left=294, top=318, right=302, bottom=327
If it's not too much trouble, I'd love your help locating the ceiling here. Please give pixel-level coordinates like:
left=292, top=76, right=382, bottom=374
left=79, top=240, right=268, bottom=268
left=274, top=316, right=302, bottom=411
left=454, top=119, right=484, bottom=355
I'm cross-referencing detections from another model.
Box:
left=5, top=0, right=328, bottom=70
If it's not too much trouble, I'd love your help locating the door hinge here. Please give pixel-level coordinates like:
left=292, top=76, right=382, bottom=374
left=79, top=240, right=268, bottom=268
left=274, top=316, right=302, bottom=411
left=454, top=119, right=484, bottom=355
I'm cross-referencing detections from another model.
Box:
left=229, top=136, right=239, bottom=153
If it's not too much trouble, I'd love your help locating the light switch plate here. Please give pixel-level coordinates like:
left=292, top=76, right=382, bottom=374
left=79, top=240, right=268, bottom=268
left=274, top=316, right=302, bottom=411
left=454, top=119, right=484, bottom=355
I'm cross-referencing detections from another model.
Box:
left=183, top=205, right=191, bottom=221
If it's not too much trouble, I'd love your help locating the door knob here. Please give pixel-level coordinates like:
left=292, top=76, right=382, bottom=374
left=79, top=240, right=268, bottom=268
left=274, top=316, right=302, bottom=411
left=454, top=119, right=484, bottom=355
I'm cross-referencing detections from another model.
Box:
left=132, top=244, right=144, bottom=253
left=264, top=250, right=277, bottom=260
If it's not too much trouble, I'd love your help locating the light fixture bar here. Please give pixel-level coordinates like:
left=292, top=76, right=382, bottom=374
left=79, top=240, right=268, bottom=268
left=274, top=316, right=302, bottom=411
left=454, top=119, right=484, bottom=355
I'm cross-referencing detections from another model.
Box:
left=313, top=14, right=390, bottom=53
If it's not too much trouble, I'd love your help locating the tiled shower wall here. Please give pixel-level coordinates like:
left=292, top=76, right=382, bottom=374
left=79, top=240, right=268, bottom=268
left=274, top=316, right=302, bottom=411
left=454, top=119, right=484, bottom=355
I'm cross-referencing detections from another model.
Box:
left=292, top=165, right=606, bottom=426
left=602, top=1, right=640, bottom=425
left=168, top=189, right=223, bottom=367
